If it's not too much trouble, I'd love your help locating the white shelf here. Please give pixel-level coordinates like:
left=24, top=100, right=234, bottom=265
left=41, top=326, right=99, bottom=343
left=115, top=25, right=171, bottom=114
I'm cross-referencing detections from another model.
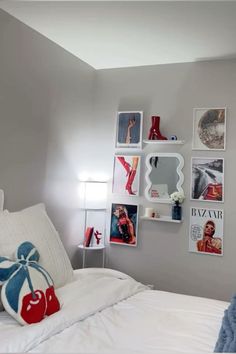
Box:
left=143, top=140, right=185, bottom=145
left=78, top=244, right=105, bottom=250
left=141, top=216, right=183, bottom=223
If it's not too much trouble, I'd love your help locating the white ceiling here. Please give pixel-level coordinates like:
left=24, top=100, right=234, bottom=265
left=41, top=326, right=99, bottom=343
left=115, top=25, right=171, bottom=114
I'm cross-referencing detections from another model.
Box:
left=1, top=1, right=236, bottom=69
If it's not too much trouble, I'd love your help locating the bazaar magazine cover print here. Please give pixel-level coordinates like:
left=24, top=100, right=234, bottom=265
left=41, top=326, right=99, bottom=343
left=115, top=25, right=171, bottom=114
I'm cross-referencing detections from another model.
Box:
left=189, top=207, right=223, bottom=256
left=191, top=157, right=224, bottom=202
left=192, top=108, right=226, bottom=150
left=112, top=155, right=141, bottom=196
left=110, top=203, right=138, bottom=246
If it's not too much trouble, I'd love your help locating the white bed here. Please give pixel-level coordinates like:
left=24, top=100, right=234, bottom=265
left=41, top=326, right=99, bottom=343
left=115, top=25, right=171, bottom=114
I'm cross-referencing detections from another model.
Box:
left=0, top=268, right=227, bottom=353
left=0, top=193, right=227, bottom=353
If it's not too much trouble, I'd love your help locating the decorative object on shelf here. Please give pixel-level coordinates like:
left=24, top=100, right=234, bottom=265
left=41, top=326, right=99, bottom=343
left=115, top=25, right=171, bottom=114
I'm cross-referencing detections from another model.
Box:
left=144, top=207, right=159, bottom=218
left=112, top=155, right=141, bottom=196
left=83, top=227, right=94, bottom=247
left=191, top=157, right=224, bottom=202
left=148, top=116, right=167, bottom=140
left=115, top=111, right=143, bottom=149
left=170, top=191, right=185, bottom=221
left=144, top=207, right=155, bottom=218
left=79, top=180, right=107, bottom=248
left=110, top=203, right=138, bottom=247
left=145, top=152, right=184, bottom=204
left=192, top=108, right=226, bottom=151
left=189, top=207, right=223, bottom=256
left=170, top=135, right=177, bottom=140
left=94, top=230, right=102, bottom=245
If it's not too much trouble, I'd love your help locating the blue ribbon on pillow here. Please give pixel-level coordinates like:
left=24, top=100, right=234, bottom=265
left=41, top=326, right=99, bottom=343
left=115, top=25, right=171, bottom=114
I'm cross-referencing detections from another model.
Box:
left=0, top=241, right=53, bottom=313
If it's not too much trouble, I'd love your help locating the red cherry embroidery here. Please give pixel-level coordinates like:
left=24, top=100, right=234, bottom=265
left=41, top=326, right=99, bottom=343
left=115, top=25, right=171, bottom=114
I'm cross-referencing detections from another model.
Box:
left=21, top=290, right=46, bottom=324
left=45, top=286, right=60, bottom=316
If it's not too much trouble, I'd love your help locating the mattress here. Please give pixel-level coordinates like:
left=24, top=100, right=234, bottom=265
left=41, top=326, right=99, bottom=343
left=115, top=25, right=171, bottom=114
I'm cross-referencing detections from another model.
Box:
left=0, top=268, right=228, bottom=353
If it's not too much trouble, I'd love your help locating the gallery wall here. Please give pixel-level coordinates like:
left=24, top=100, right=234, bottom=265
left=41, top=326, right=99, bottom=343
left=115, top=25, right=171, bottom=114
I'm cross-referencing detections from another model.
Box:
left=94, top=61, right=236, bottom=301
left=1, top=9, right=236, bottom=301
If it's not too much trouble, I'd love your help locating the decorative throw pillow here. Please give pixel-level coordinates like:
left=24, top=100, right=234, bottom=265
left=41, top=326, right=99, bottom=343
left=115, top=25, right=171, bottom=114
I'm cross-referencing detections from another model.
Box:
left=0, top=241, right=60, bottom=325
left=0, top=204, right=73, bottom=288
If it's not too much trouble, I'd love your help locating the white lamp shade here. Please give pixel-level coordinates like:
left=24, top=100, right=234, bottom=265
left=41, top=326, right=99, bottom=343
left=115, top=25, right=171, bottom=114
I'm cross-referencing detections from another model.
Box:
left=80, top=182, right=107, bottom=209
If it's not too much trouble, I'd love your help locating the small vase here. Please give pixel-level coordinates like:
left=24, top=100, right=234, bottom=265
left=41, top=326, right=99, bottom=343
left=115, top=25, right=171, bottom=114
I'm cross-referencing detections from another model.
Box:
left=172, top=203, right=182, bottom=220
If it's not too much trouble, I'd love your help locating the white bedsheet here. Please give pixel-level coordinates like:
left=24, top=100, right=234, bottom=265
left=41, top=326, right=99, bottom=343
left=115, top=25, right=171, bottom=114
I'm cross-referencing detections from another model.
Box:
left=0, top=268, right=228, bottom=353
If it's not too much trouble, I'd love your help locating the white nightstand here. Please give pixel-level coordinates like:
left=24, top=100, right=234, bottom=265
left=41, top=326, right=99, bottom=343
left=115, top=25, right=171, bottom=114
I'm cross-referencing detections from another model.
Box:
left=78, top=244, right=106, bottom=268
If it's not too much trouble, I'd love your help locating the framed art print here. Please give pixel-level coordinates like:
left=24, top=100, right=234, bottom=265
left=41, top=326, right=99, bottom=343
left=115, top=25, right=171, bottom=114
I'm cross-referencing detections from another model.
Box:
left=112, top=155, right=141, bottom=196
left=192, top=108, right=226, bottom=150
left=189, top=207, right=223, bottom=256
left=109, top=203, right=138, bottom=247
left=191, top=157, right=224, bottom=202
left=115, top=111, right=143, bottom=149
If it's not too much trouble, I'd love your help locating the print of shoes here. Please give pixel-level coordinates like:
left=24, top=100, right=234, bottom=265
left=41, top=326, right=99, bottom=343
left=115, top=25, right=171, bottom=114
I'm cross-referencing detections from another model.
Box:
left=148, top=116, right=167, bottom=140
left=117, top=156, right=131, bottom=176
left=125, top=169, right=136, bottom=195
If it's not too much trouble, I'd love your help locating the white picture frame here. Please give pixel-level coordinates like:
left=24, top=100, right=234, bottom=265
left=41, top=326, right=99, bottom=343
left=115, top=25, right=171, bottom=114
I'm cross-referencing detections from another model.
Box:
left=112, top=155, right=141, bottom=197
left=109, top=203, right=139, bottom=247
left=144, top=152, right=184, bottom=204
left=115, top=111, right=143, bottom=149
left=189, top=207, right=223, bottom=256
left=192, top=108, right=226, bottom=151
left=190, top=157, right=224, bottom=203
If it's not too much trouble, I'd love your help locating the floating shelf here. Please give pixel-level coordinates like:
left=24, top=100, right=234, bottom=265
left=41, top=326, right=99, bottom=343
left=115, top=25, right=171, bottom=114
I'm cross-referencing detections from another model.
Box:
left=143, top=140, right=185, bottom=145
left=141, top=216, right=183, bottom=223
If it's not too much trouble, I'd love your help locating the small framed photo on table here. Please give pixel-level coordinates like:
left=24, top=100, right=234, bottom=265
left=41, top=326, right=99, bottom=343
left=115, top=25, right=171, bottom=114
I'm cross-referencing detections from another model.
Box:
left=115, top=111, right=143, bottom=149
left=192, top=108, right=226, bottom=151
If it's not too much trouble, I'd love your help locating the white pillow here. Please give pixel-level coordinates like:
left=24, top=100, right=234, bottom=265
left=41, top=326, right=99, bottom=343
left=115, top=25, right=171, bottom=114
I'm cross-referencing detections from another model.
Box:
left=0, top=204, right=73, bottom=289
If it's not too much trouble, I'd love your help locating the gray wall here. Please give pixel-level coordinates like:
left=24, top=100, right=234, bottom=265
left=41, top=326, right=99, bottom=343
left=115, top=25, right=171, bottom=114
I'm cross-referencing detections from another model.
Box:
left=0, top=9, right=95, bottom=266
left=1, top=9, right=236, bottom=301
left=95, top=61, right=236, bottom=301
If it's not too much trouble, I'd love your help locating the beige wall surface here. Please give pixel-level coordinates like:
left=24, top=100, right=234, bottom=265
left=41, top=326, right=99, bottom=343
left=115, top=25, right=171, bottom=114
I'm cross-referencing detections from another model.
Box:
left=1, top=9, right=236, bottom=300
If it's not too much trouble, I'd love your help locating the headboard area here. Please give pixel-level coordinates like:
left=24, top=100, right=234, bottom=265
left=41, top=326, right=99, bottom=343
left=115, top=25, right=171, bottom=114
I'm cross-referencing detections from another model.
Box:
left=0, top=189, right=4, bottom=211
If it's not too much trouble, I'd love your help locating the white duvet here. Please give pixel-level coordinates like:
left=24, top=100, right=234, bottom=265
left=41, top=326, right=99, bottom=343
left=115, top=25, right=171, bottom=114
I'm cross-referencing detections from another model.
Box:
left=0, top=268, right=228, bottom=353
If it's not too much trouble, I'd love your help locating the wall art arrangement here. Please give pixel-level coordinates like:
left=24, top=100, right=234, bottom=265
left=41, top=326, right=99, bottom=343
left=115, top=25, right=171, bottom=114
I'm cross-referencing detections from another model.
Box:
left=189, top=207, right=223, bottom=256
left=110, top=110, right=144, bottom=247
left=115, top=111, right=143, bottom=149
left=109, top=203, right=138, bottom=247
left=190, top=107, right=226, bottom=257
left=192, top=108, right=226, bottom=151
left=191, top=157, right=224, bottom=202
left=112, top=155, right=141, bottom=196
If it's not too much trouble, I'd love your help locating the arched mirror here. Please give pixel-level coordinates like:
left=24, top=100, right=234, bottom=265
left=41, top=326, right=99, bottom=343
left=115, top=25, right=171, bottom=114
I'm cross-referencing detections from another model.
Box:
left=145, top=153, right=184, bottom=203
